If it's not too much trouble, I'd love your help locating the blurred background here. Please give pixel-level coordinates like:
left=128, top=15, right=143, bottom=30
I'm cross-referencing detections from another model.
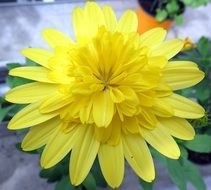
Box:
left=0, top=0, right=211, bottom=190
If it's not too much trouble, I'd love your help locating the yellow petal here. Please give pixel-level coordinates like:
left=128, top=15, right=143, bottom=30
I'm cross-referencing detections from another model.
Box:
left=42, top=28, right=73, bottom=48
left=39, top=93, right=72, bottom=113
left=123, top=134, right=155, bottom=182
left=8, top=102, right=58, bottom=130
left=117, top=10, right=138, bottom=33
left=151, top=39, right=184, bottom=59
left=48, top=70, right=74, bottom=84
left=98, top=141, right=124, bottom=188
left=22, top=117, right=60, bottom=151
left=140, top=27, right=167, bottom=47
left=162, top=61, right=204, bottom=90
left=21, top=48, right=53, bottom=69
left=106, top=115, right=121, bottom=145
left=141, top=109, right=158, bottom=127
left=109, top=87, right=125, bottom=103
left=70, top=126, right=99, bottom=185
left=93, top=90, right=114, bottom=127
left=138, top=91, right=155, bottom=107
left=122, top=117, right=139, bottom=134
left=72, top=2, right=105, bottom=42
left=41, top=126, right=78, bottom=168
left=159, top=117, right=195, bottom=140
left=9, top=66, right=54, bottom=83
left=140, top=123, right=180, bottom=159
left=148, top=56, right=168, bottom=68
left=164, top=94, right=205, bottom=119
left=155, top=83, right=172, bottom=97
left=102, top=5, right=117, bottom=31
left=151, top=98, right=174, bottom=117
left=72, top=7, right=86, bottom=42
left=5, top=82, right=58, bottom=104
left=84, top=2, right=105, bottom=34
left=80, top=99, right=93, bottom=124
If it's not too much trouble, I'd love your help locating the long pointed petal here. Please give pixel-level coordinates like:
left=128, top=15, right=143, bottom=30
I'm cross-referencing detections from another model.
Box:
left=164, top=94, right=205, bottom=119
left=140, top=27, right=166, bottom=47
left=5, top=82, right=58, bottom=104
left=93, top=90, right=114, bottom=127
left=162, top=61, right=204, bottom=90
left=140, top=123, right=180, bottom=159
left=70, top=126, right=99, bottom=185
left=8, top=102, right=58, bottom=130
left=39, top=93, right=72, bottom=113
left=102, top=5, right=117, bottom=31
left=151, top=39, right=184, bottom=59
left=22, top=117, right=60, bottom=151
left=72, top=2, right=105, bottom=42
left=123, top=134, right=155, bottom=182
left=117, top=10, right=138, bottom=33
left=42, top=28, right=73, bottom=48
left=159, top=117, right=195, bottom=140
left=98, top=141, right=124, bottom=188
left=21, top=48, right=53, bottom=69
left=41, top=126, right=78, bottom=168
left=9, top=66, right=54, bottom=83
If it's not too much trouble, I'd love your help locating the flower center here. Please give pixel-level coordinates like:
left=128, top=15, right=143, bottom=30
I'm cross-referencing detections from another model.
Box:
left=55, top=27, right=164, bottom=133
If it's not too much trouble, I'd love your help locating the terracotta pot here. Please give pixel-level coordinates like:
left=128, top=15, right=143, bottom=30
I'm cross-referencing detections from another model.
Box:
left=136, top=5, right=173, bottom=34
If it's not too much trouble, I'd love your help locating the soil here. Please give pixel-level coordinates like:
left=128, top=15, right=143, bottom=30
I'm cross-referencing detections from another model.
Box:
left=0, top=67, right=8, bottom=83
left=188, top=150, right=211, bottom=165
left=138, top=0, right=185, bottom=18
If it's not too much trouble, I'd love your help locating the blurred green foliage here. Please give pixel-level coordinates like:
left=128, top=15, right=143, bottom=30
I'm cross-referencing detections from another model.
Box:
left=152, top=0, right=211, bottom=24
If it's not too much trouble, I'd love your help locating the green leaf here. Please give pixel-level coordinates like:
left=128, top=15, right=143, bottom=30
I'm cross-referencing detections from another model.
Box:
left=166, top=0, right=180, bottom=14
left=197, top=37, right=210, bottom=57
left=189, top=114, right=208, bottom=129
left=195, top=80, right=210, bottom=102
left=0, top=105, right=15, bottom=122
left=155, top=9, right=168, bottom=22
left=150, top=147, right=167, bottom=165
left=6, top=76, right=32, bottom=88
left=180, top=89, right=194, bottom=98
left=26, top=58, right=39, bottom=66
left=55, top=176, right=75, bottom=190
left=40, top=167, right=62, bottom=182
left=166, top=159, right=187, bottom=190
left=183, top=159, right=206, bottom=190
left=184, top=135, right=211, bottom=153
left=182, top=0, right=192, bottom=5
left=6, top=63, right=33, bottom=88
left=0, top=97, right=6, bottom=104
left=82, top=173, right=97, bottom=190
left=182, top=0, right=208, bottom=7
left=7, top=104, right=27, bottom=117
left=139, top=178, right=154, bottom=190
left=174, top=14, right=184, bottom=25
left=91, top=159, right=107, bottom=188
left=6, top=63, right=22, bottom=70
left=39, top=154, right=70, bottom=183
left=180, top=146, right=188, bottom=159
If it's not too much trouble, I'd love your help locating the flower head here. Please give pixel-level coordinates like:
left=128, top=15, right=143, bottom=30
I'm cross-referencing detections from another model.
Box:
left=6, top=2, right=205, bottom=188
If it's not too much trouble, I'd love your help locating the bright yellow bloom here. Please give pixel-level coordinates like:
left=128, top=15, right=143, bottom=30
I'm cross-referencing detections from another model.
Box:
left=182, top=37, right=196, bottom=51
left=6, top=2, right=205, bottom=188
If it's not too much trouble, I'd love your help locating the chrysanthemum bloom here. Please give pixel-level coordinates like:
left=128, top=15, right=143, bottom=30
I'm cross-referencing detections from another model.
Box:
left=6, top=2, right=205, bottom=188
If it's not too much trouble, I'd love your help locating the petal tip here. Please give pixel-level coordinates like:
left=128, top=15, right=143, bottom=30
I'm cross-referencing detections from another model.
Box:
left=21, top=48, right=30, bottom=56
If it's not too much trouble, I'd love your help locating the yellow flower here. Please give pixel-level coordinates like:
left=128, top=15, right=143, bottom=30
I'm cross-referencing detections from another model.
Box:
left=6, top=2, right=205, bottom=188
left=182, top=37, right=196, bottom=51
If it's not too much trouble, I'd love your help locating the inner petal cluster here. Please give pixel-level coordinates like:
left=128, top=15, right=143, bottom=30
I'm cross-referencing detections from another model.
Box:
left=47, top=27, right=167, bottom=136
